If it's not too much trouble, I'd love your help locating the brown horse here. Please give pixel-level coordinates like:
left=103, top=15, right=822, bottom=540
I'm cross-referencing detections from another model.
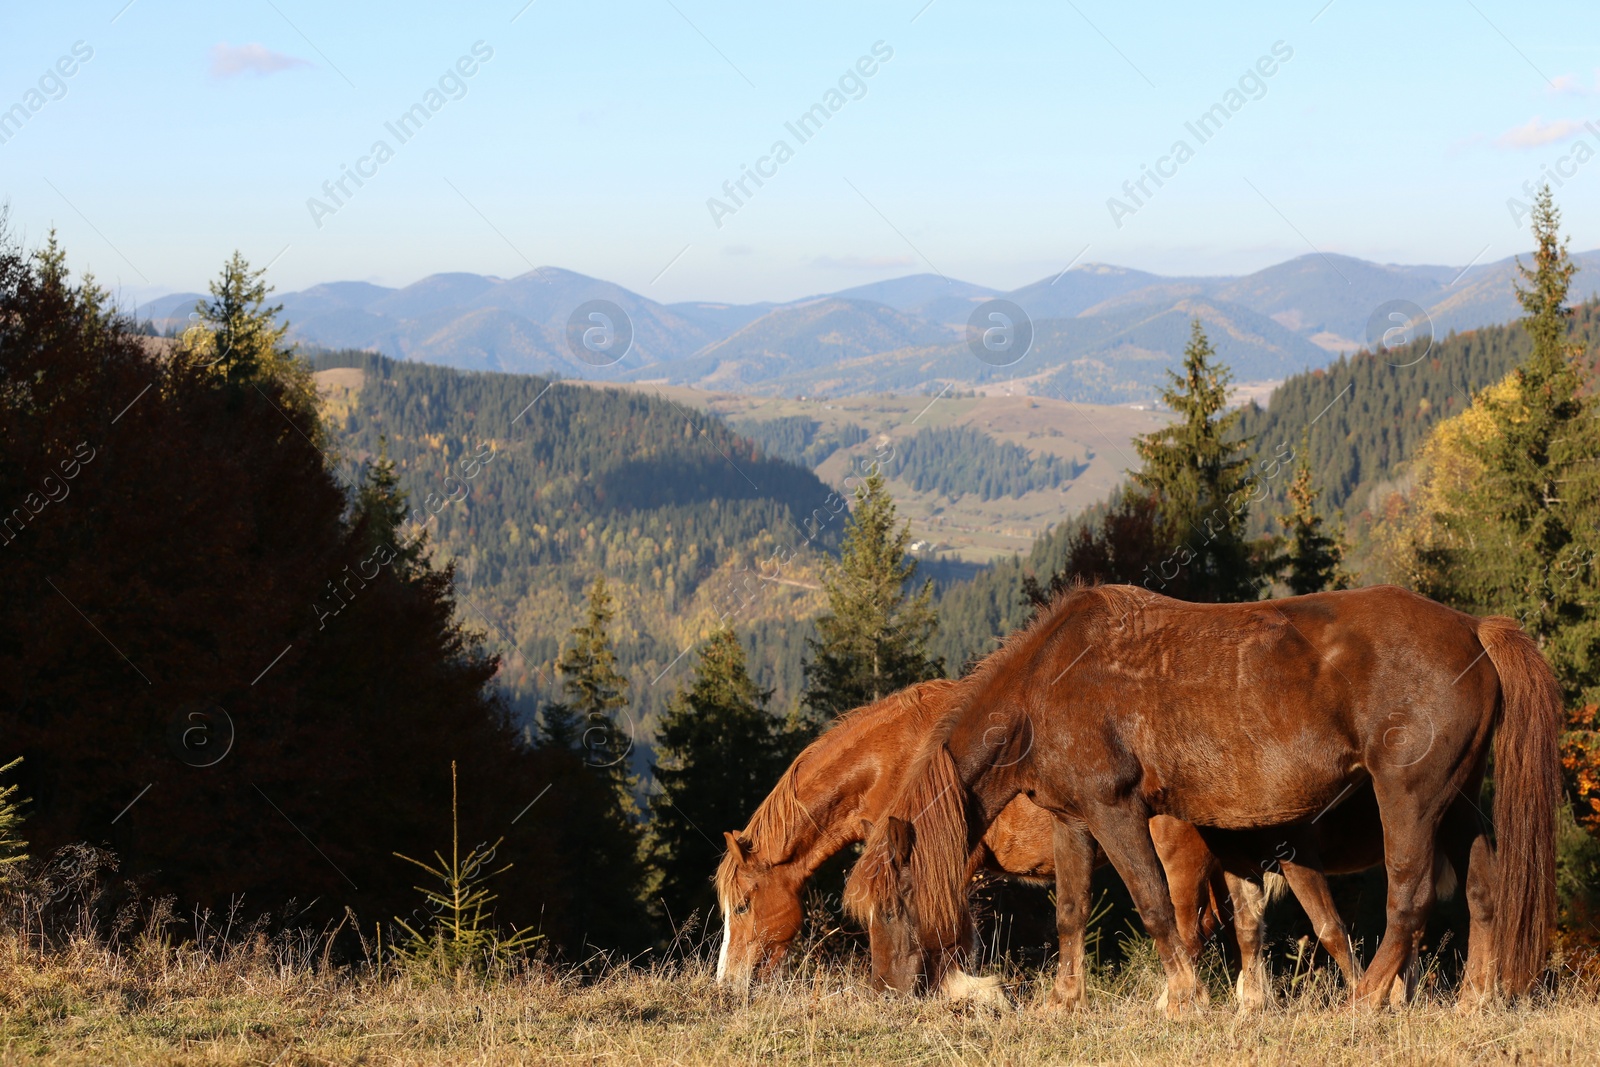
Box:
left=715, top=678, right=1346, bottom=1006
left=862, top=776, right=1479, bottom=1010
left=845, top=584, right=1559, bottom=1012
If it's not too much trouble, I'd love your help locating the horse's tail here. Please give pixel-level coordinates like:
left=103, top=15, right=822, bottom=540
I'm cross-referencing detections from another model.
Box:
left=843, top=741, right=970, bottom=953
left=1478, top=615, right=1561, bottom=996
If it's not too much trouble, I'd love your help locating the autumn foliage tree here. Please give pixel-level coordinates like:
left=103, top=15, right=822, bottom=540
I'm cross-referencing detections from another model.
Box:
left=1373, top=188, right=1600, bottom=935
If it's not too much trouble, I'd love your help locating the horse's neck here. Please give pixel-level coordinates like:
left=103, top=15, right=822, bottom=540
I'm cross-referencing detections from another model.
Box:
left=778, top=769, right=868, bottom=876
left=945, top=711, right=1033, bottom=830
left=774, top=718, right=902, bottom=875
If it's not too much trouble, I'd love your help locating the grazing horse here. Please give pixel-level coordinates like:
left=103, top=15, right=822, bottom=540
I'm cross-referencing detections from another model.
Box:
left=858, top=775, right=1479, bottom=1010
left=845, top=584, right=1559, bottom=1012
left=714, top=678, right=1349, bottom=1007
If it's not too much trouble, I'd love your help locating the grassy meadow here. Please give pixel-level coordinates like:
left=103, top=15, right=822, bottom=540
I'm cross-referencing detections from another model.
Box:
left=5, top=927, right=1599, bottom=1066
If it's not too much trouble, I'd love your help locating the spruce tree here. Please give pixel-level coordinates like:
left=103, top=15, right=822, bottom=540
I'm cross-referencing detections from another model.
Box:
left=0, top=757, right=26, bottom=882
left=538, top=574, right=651, bottom=945
left=1276, top=441, right=1354, bottom=596
left=1428, top=186, right=1600, bottom=706
left=553, top=574, right=642, bottom=809
left=0, top=231, right=583, bottom=943
left=649, top=627, right=789, bottom=924
left=801, top=468, right=943, bottom=723
left=556, top=576, right=630, bottom=747
left=182, top=251, right=318, bottom=422
left=354, top=436, right=427, bottom=574
left=1131, top=320, right=1259, bottom=602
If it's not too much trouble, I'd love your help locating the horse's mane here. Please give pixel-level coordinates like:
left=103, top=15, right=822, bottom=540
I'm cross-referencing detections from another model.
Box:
left=842, top=734, right=970, bottom=941
left=844, top=581, right=1160, bottom=944
left=715, top=678, right=961, bottom=906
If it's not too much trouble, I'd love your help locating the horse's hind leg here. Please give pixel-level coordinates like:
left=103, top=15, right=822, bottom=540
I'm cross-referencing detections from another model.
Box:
left=1088, top=805, right=1206, bottom=1016
left=1351, top=790, right=1443, bottom=1009
left=1047, top=817, right=1096, bottom=1011
left=1458, top=836, right=1497, bottom=1009
left=1224, top=871, right=1273, bottom=1013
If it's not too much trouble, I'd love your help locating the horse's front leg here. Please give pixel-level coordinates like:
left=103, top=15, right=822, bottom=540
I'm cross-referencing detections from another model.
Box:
left=1221, top=871, right=1271, bottom=1012
left=1277, top=853, right=1360, bottom=986
left=1089, top=804, right=1206, bottom=1016
left=1047, top=817, right=1096, bottom=1011
left=1150, top=815, right=1216, bottom=964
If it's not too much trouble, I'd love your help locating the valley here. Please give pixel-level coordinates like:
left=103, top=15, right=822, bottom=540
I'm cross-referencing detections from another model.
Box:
left=590, top=381, right=1175, bottom=561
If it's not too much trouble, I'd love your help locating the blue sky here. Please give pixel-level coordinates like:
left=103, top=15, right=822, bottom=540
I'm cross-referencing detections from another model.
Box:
left=2, top=0, right=1598, bottom=305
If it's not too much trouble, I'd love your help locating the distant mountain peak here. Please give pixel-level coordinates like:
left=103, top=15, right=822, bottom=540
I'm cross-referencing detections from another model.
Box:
left=130, top=249, right=1600, bottom=402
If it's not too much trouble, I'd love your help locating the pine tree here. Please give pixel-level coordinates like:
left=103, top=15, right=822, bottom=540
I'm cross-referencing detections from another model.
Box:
left=801, top=468, right=943, bottom=723
left=649, top=627, right=789, bottom=924
left=554, top=575, right=640, bottom=806
left=0, top=227, right=578, bottom=945
left=537, top=574, right=652, bottom=945
left=1427, top=186, right=1600, bottom=706
left=1275, top=441, right=1354, bottom=596
left=1131, top=320, right=1260, bottom=602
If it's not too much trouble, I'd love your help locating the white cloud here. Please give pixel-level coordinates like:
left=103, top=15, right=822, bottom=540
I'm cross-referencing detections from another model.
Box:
left=1495, top=116, right=1586, bottom=150
left=209, top=43, right=313, bottom=79
left=1551, top=70, right=1600, bottom=96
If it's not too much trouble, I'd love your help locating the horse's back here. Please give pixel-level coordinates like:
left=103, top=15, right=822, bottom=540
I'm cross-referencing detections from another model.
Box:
left=1063, top=585, right=1496, bottom=828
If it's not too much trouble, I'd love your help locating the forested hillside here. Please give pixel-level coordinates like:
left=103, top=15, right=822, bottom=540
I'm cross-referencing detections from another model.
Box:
left=728, top=414, right=869, bottom=468
left=929, top=299, right=1600, bottom=672
left=885, top=425, right=1088, bottom=501
left=306, top=300, right=1600, bottom=749
left=1234, top=301, right=1600, bottom=532
left=308, top=352, right=839, bottom=732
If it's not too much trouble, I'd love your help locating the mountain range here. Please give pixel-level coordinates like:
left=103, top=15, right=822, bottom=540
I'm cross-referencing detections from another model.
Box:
left=136, top=249, right=1600, bottom=403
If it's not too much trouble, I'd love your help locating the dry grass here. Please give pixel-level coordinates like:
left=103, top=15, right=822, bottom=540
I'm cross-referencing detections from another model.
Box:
left=4, top=929, right=1600, bottom=1066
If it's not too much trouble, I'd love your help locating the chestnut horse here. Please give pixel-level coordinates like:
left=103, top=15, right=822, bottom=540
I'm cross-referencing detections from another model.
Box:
left=845, top=584, right=1559, bottom=1012
left=857, top=775, right=1477, bottom=1010
left=715, top=678, right=1348, bottom=1005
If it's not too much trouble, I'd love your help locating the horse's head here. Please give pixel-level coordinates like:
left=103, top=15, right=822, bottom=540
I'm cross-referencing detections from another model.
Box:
left=715, top=831, right=806, bottom=991
left=845, top=741, right=976, bottom=996
left=856, top=816, right=931, bottom=994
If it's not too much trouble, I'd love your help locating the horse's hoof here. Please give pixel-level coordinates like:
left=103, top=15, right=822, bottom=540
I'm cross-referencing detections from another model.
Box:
left=1046, top=985, right=1085, bottom=1012
left=1158, top=986, right=1203, bottom=1018
left=1234, top=969, right=1270, bottom=1013
left=942, top=970, right=1011, bottom=1010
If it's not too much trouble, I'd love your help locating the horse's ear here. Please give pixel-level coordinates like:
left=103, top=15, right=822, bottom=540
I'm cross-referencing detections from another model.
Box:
left=859, top=818, right=874, bottom=839
left=885, top=816, right=915, bottom=868
left=724, top=831, right=750, bottom=862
